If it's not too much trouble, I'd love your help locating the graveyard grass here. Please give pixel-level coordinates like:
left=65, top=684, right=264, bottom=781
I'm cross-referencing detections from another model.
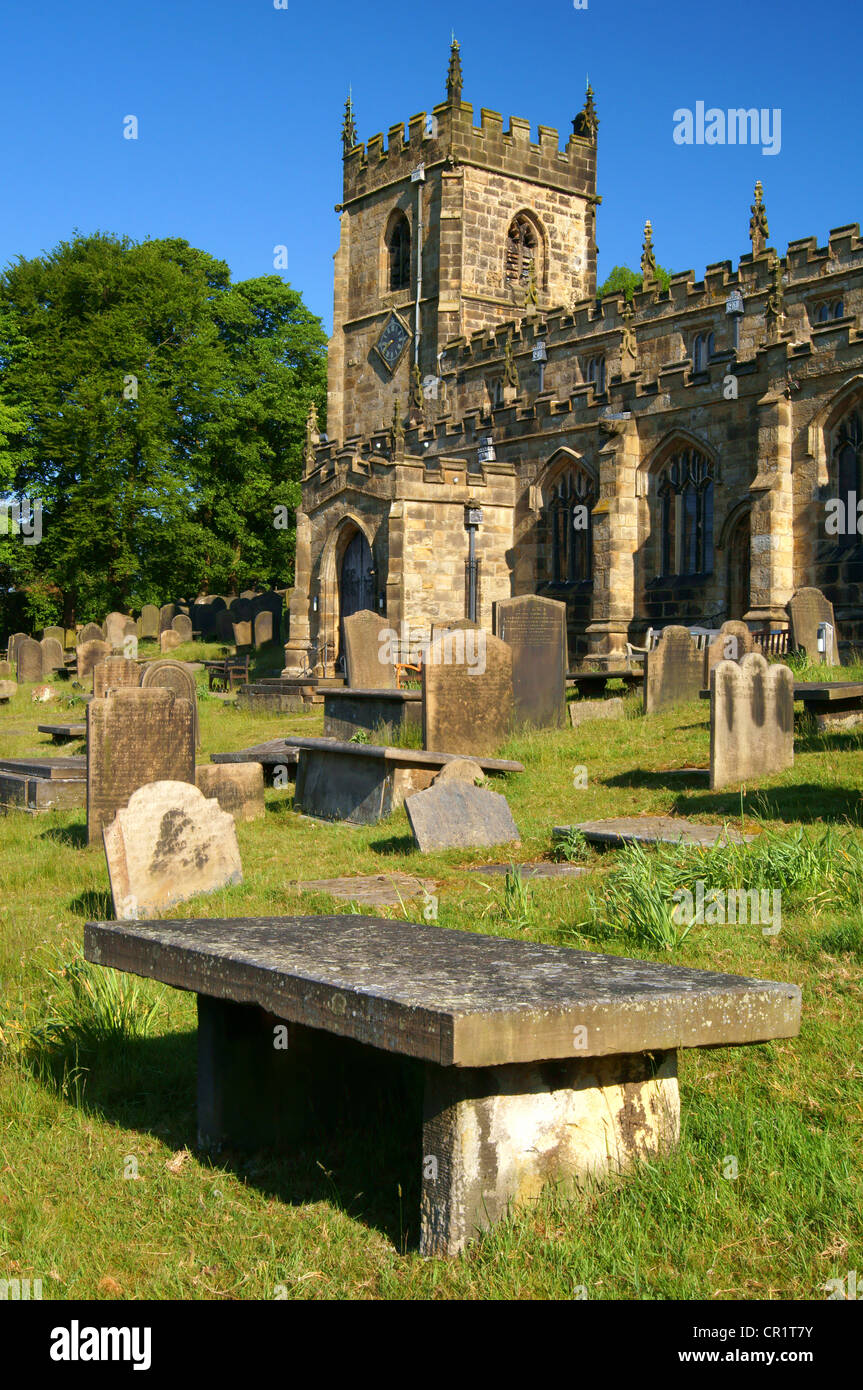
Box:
left=1, top=664, right=862, bottom=1301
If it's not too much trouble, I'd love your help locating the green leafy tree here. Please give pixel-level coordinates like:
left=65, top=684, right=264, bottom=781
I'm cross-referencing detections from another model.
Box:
left=597, top=263, right=672, bottom=301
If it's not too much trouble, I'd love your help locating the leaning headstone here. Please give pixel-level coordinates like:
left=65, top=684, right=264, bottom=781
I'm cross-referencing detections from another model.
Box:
left=494, top=595, right=567, bottom=729
left=159, top=604, right=177, bottom=633
left=103, top=781, right=242, bottom=918
left=569, top=697, right=625, bottom=728
left=104, top=612, right=130, bottom=651
left=77, top=623, right=104, bottom=646
left=77, top=639, right=112, bottom=684
left=422, top=631, right=513, bottom=756
left=92, top=656, right=140, bottom=700
left=16, top=638, right=43, bottom=683
left=787, top=587, right=840, bottom=665
left=406, top=781, right=520, bottom=852
left=643, top=626, right=704, bottom=714
left=195, top=762, right=265, bottom=822
left=140, top=604, right=160, bottom=640
left=710, top=653, right=794, bottom=792
left=40, top=636, right=65, bottom=677
left=86, top=686, right=195, bottom=845
left=342, top=610, right=397, bottom=689
left=171, top=613, right=193, bottom=644
left=140, top=659, right=200, bottom=748
left=42, top=625, right=65, bottom=647
left=160, top=629, right=182, bottom=653
left=704, top=620, right=754, bottom=686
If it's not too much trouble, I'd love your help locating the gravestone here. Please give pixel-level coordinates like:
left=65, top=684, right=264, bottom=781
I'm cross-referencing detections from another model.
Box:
left=0, top=679, right=17, bottom=702
left=40, top=636, right=65, bottom=677
left=643, top=626, right=704, bottom=714
left=140, top=659, right=200, bottom=747
left=253, top=610, right=273, bottom=648
left=406, top=781, right=520, bottom=852
left=140, top=604, right=160, bottom=640
left=432, top=758, right=486, bottom=786
left=196, top=763, right=265, bottom=822
left=215, top=610, right=235, bottom=642
left=569, top=697, right=625, bottom=728
left=103, top=781, right=242, bottom=918
left=64, top=630, right=77, bottom=650
left=710, top=653, right=794, bottom=791
left=787, top=587, right=840, bottom=665
left=422, top=631, right=513, bottom=756
left=192, top=601, right=217, bottom=638
left=16, top=638, right=43, bottom=683
left=494, top=594, right=567, bottom=729
left=171, top=613, right=193, bottom=643
left=92, top=656, right=140, bottom=700
left=704, top=620, right=754, bottom=686
left=77, top=639, right=112, bottom=684
left=8, top=633, right=29, bottom=666
left=42, top=625, right=65, bottom=647
left=232, top=619, right=252, bottom=648
left=252, top=592, right=283, bottom=642
left=77, top=623, right=104, bottom=646
left=86, top=686, right=195, bottom=844
left=160, top=629, right=182, bottom=653
left=159, top=604, right=177, bottom=633
left=104, top=613, right=130, bottom=651
left=0, top=660, right=11, bottom=677
left=343, top=610, right=398, bottom=689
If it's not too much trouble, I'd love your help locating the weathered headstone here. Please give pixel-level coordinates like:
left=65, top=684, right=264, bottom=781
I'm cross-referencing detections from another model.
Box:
left=86, top=686, right=195, bottom=844
left=159, top=604, right=177, bottom=633
left=343, top=609, right=398, bottom=689
left=171, top=613, right=193, bottom=643
left=92, top=656, right=141, bottom=700
left=494, top=595, right=567, bottom=729
left=42, top=625, right=65, bottom=647
left=16, top=638, right=43, bottom=683
left=77, top=639, right=112, bottom=684
left=0, top=679, right=17, bottom=702
left=196, top=762, right=266, bottom=822
left=253, top=610, right=273, bottom=648
left=232, top=619, right=252, bottom=648
left=8, top=633, right=29, bottom=667
left=643, top=626, right=705, bottom=714
left=104, top=612, right=130, bottom=651
left=422, top=631, right=513, bottom=756
left=40, top=636, right=65, bottom=677
left=704, top=620, right=754, bottom=686
left=140, top=659, right=200, bottom=747
left=215, top=610, right=235, bottom=642
left=77, top=623, right=104, bottom=646
left=0, top=659, right=11, bottom=678
left=787, top=587, right=840, bottom=665
left=160, top=629, right=182, bottom=653
left=140, top=604, right=160, bottom=640
left=406, top=781, right=520, bottom=852
left=103, top=781, right=242, bottom=918
left=710, top=653, right=794, bottom=791
left=569, top=697, right=625, bottom=728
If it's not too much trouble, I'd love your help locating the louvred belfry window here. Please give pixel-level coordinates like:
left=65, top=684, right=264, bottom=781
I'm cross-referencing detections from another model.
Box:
left=387, top=215, right=411, bottom=292
left=506, top=213, right=538, bottom=286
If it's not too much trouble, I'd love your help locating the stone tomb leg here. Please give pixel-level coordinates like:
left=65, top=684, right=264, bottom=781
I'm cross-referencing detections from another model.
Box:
left=195, top=995, right=679, bottom=1258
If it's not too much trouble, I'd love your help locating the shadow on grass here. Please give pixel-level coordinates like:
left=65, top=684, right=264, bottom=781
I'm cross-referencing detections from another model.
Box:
left=30, top=1027, right=422, bottom=1251
left=671, top=784, right=863, bottom=826
left=793, top=728, right=863, bottom=755
left=603, top=769, right=710, bottom=792
left=68, top=888, right=114, bottom=919
left=39, top=822, right=88, bottom=848
left=369, top=833, right=416, bottom=856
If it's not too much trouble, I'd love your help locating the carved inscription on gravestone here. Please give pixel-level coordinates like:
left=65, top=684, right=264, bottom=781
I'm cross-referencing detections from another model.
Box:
left=494, top=595, right=567, bottom=729
left=86, top=686, right=195, bottom=844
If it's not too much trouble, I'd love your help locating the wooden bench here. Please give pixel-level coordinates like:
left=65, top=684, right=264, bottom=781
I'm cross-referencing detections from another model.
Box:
left=83, top=914, right=801, bottom=1257
left=204, top=655, right=250, bottom=692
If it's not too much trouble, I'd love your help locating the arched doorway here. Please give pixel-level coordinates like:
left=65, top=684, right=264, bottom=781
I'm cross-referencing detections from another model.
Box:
left=338, top=529, right=374, bottom=660
left=727, top=513, right=751, bottom=619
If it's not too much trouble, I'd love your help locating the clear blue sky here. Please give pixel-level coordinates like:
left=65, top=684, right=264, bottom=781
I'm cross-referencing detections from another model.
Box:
left=1, top=0, right=859, bottom=334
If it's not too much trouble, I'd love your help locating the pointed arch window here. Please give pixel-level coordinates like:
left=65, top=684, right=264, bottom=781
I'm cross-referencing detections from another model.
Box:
left=692, top=332, right=715, bottom=371
left=657, top=448, right=715, bottom=577
left=547, top=464, right=596, bottom=584
left=387, top=214, right=411, bottom=292
left=506, top=213, right=540, bottom=286
left=832, top=406, right=863, bottom=547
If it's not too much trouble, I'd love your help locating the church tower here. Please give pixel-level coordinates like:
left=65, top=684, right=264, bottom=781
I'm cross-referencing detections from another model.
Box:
left=327, top=42, right=599, bottom=444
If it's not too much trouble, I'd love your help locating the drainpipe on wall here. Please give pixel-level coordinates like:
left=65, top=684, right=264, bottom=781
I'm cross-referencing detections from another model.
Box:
left=411, top=163, right=425, bottom=366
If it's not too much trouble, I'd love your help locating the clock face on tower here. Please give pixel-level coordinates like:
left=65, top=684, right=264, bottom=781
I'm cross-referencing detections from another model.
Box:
left=373, top=311, right=412, bottom=373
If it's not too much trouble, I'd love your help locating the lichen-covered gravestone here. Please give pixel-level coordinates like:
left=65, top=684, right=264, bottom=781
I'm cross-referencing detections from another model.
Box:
left=343, top=610, right=397, bottom=689
left=86, top=686, right=195, bottom=844
left=195, top=762, right=265, bottom=822
left=39, top=636, right=65, bottom=677
left=42, top=625, right=65, bottom=647
left=494, top=594, right=567, bottom=729
left=406, top=780, right=520, bottom=852
left=77, top=639, right=112, bottom=685
left=710, top=653, right=794, bottom=791
left=787, top=587, right=840, bottom=665
left=643, top=626, right=704, bottom=714
left=16, top=638, right=43, bottom=683
left=92, top=656, right=141, bottom=700
left=422, top=631, right=513, bottom=756
left=102, top=781, right=242, bottom=918
left=140, top=659, right=200, bottom=748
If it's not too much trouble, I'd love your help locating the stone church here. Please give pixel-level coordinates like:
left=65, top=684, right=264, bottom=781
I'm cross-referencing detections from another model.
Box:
left=283, top=40, right=863, bottom=675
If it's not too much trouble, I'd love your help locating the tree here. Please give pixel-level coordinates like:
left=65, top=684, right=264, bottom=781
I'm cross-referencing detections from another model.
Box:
left=0, top=232, right=326, bottom=626
left=597, top=263, right=672, bottom=301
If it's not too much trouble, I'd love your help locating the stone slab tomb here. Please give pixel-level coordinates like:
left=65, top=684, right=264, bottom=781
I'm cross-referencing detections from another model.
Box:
left=0, top=755, right=86, bottom=812
left=103, top=781, right=242, bottom=918
left=323, top=688, right=421, bottom=742
left=569, top=697, right=625, bottom=728
left=291, top=872, right=435, bottom=907
left=196, top=762, right=266, bottom=822
left=643, top=626, right=705, bottom=714
left=343, top=610, right=398, bottom=690
left=787, top=587, right=840, bottom=665
left=86, top=686, right=195, bottom=844
left=422, top=630, right=513, bottom=757
left=494, top=594, right=567, bottom=729
left=710, top=653, right=794, bottom=791
left=84, top=914, right=801, bottom=1257
left=406, top=782, right=520, bottom=853
left=211, top=739, right=300, bottom=785
left=555, top=817, right=755, bottom=848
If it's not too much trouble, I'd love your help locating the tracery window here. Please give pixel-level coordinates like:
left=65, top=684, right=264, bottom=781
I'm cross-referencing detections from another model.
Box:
left=387, top=214, right=411, bottom=292
left=833, top=406, right=863, bottom=547
left=548, top=465, right=595, bottom=584
left=657, top=448, right=715, bottom=577
left=506, top=213, right=539, bottom=286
